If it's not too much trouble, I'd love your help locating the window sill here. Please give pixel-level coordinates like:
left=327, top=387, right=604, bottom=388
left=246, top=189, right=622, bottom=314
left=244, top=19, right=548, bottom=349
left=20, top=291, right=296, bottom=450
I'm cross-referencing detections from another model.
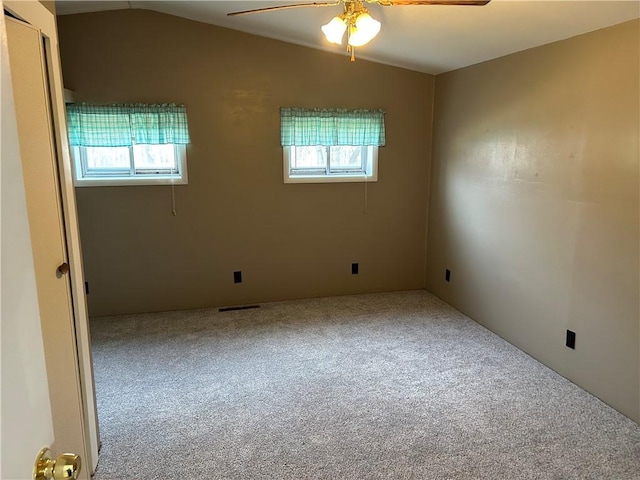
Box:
left=284, top=174, right=378, bottom=184
left=74, top=176, right=187, bottom=187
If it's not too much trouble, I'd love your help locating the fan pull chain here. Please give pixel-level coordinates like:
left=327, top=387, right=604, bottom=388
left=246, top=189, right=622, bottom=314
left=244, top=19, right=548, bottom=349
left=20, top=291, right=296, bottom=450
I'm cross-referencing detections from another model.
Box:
left=346, top=32, right=355, bottom=61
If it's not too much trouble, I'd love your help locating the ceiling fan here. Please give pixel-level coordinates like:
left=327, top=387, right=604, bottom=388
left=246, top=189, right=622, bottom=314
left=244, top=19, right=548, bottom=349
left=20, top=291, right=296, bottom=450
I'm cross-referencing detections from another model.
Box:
left=228, top=0, right=491, bottom=61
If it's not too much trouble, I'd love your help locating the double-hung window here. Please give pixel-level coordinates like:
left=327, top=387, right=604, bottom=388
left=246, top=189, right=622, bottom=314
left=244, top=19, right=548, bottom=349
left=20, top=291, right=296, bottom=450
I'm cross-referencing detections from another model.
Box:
left=281, top=107, right=385, bottom=183
left=66, top=103, right=190, bottom=186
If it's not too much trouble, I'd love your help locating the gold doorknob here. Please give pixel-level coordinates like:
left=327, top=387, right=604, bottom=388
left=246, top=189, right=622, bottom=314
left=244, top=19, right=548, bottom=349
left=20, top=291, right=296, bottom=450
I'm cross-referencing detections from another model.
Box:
left=33, top=448, right=81, bottom=480
left=56, top=262, right=70, bottom=277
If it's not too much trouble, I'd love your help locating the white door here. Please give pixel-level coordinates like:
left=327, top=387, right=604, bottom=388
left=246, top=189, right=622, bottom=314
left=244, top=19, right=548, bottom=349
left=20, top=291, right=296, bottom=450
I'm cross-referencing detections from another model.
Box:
left=0, top=9, right=55, bottom=479
left=5, top=12, right=89, bottom=471
left=1, top=1, right=97, bottom=477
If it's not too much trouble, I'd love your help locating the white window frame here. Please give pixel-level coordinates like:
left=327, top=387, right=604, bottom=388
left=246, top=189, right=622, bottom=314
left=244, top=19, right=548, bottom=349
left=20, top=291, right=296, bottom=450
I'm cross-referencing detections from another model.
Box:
left=283, top=145, right=378, bottom=184
left=71, top=144, right=188, bottom=187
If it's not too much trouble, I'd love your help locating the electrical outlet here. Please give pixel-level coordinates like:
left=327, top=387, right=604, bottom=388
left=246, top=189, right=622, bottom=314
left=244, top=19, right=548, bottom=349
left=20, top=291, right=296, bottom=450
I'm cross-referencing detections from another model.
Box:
left=445, top=269, right=451, bottom=282
left=566, top=330, right=576, bottom=349
left=352, top=263, right=359, bottom=275
left=233, top=271, right=242, bottom=284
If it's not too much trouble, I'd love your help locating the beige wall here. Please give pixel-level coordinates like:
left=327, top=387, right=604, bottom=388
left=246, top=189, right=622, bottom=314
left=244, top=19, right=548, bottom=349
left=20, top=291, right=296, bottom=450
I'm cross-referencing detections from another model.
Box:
left=39, top=1, right=55, bottom=15
left=57, top=10, right=434, bottom=317
left=427, top=20, right=639, bottom=422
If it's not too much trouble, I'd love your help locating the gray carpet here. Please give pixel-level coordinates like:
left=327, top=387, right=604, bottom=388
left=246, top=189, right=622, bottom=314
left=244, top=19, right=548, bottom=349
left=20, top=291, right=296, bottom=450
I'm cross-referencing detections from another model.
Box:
left=90, top=291, right=640, bottom=479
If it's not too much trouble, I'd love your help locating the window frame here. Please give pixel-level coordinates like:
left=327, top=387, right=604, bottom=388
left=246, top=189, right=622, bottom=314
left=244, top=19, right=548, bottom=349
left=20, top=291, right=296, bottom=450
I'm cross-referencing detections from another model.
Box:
left=283, top=145, right=378, bottom=184
left=71, top=144, right=188, bottom=187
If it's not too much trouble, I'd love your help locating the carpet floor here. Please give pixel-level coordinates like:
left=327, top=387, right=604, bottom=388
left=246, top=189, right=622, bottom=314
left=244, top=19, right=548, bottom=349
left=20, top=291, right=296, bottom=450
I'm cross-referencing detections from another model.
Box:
left=90, top=290, right=640, bottom=479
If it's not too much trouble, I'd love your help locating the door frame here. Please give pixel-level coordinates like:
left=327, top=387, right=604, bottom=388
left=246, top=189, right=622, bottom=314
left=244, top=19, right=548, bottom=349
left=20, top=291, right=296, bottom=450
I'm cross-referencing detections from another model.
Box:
left=3, top=0, right=99, bottom=472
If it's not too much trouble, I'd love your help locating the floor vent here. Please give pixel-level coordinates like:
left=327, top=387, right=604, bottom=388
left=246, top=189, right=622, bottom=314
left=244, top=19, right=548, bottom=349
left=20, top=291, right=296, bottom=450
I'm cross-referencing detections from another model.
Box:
left=218, top=305, right=260, bottom=312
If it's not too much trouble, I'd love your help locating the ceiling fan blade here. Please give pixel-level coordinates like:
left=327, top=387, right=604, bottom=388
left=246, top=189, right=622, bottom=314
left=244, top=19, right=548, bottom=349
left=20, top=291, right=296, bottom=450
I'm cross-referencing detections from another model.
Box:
left=227, top=1, right=341, bottom=16
left=378, top=0, right=491, bottom=6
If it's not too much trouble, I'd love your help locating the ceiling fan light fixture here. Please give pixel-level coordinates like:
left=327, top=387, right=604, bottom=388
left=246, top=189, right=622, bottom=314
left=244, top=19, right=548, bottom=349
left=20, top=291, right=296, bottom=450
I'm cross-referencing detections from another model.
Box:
left=322, top=16, right=347, bottom=45
left=347, top=12, right=381, bottom=47
left=228, top=0, right=492, bottom=63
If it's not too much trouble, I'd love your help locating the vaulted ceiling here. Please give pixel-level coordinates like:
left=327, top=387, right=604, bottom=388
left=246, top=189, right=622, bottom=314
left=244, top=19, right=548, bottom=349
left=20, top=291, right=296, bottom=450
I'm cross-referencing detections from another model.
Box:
left=55, top=1, right=640, bottom=74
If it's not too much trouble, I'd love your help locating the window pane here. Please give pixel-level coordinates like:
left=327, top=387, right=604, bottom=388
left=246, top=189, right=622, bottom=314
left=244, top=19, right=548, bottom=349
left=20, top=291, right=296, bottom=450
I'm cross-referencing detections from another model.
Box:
left=85, top=146, right=130, bottom=171
left=292, top=146, right=327, bottom=170
left=329, top=146, right=365, bottom=171
left=133, top=144, right=177, bottom=173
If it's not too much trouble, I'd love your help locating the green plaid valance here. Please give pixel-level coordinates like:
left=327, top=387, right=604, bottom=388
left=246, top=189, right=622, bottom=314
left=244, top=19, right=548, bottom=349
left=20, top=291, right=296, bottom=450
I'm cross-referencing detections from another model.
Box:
left=280, top=108, right=385, bottom=147
left=66, top=103, right=190, bottom=147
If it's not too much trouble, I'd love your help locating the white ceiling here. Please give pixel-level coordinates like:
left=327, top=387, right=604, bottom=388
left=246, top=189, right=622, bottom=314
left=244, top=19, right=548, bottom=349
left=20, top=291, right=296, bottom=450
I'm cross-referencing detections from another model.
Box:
left=55, top=0, right=640, bottom=74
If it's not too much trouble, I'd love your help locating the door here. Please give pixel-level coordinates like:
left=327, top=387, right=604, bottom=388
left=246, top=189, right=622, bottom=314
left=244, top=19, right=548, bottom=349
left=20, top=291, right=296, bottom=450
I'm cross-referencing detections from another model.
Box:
left=0, top=8, right=55, bottom=479
left=2, top=1, right=96, bottom=477
left=6, top=10, right=89, bottom=470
